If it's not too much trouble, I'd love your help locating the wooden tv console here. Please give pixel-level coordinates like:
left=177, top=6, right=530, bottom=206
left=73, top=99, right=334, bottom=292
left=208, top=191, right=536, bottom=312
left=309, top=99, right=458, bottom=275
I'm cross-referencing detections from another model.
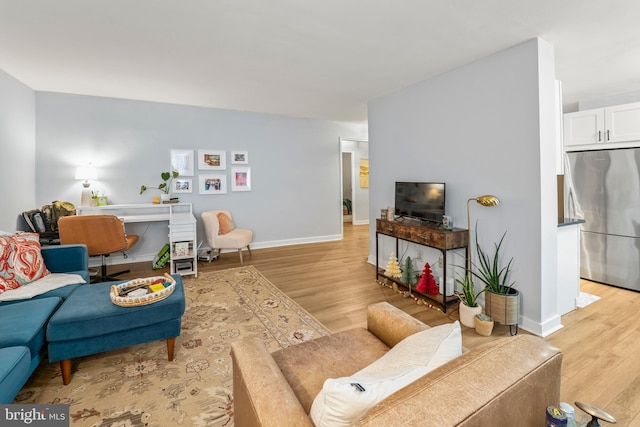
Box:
left=375, top=218, right=468, bottom=313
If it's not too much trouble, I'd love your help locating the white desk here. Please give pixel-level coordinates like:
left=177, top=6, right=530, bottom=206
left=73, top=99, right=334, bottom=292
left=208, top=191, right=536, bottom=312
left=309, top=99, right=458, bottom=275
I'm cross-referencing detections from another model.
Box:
left=76, top=203, right=198, bottom=277
left=76, top=203, right=173, bottom=223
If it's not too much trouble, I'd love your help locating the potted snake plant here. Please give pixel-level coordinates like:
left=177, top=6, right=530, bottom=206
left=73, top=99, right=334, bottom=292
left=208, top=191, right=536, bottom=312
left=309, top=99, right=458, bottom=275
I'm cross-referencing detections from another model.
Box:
left=454, top=273, right=483, bottom=328
left=471, top=226, right=519, bottom=335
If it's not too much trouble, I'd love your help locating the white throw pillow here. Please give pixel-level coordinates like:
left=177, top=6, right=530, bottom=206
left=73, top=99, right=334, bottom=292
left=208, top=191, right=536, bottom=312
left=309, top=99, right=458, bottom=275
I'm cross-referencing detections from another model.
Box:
left=310, top=321, right=462, bottom=427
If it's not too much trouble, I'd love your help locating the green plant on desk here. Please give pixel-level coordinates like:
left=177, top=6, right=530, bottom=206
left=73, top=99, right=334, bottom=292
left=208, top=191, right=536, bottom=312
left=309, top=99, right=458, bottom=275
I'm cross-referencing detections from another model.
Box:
left=140, top=171, right=179, bottom=195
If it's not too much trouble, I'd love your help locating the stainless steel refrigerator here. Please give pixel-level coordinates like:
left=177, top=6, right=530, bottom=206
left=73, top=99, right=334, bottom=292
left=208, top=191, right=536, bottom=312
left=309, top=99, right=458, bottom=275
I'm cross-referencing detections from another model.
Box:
left=566, top=148, right=640, bottom=292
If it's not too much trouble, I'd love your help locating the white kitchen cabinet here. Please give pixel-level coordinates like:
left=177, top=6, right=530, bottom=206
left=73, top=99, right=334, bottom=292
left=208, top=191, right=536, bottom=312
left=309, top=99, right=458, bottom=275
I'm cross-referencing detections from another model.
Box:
left=564, top=109, right=604, bottom=147
left=564, top=101, right=640, bottom=150
left=169, top=203, right=197, bottom=278
left=605, top=103, right=640, bottom=142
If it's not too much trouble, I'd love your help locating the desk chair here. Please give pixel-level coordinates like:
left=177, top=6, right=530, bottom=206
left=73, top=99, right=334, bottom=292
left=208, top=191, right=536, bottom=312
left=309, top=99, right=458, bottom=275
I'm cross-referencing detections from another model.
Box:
left=201, top=210, right=252, bottom=264
left=58, top=215, right=139, bottom=282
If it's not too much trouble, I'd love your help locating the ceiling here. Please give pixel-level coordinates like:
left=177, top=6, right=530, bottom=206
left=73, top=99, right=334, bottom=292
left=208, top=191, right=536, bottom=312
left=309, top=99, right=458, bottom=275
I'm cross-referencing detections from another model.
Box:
left=1, top=1, right=639, bottom=123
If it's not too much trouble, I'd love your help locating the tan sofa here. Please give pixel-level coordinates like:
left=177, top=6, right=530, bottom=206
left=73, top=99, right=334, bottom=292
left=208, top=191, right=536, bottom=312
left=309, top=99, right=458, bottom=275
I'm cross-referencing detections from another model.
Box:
left=231, top=302, right=562, bottom=426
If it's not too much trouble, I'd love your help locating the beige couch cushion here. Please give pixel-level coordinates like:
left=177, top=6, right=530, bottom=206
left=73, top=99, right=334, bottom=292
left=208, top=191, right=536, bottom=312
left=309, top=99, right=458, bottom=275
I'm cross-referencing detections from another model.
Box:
left=358, top=335, right=562, bottom=426
left=272, top=328, right=390, bottom=413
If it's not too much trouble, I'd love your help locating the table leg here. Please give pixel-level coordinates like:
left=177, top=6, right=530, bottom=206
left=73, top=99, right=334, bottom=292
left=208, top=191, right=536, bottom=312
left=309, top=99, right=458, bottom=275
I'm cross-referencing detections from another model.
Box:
left=60, top=359, right=72, bottom=385
left=375, top=232, right=379, bottom=279
left=442, top=250, right=447, bottom=313
left=167, top=337, right=176, bottom=361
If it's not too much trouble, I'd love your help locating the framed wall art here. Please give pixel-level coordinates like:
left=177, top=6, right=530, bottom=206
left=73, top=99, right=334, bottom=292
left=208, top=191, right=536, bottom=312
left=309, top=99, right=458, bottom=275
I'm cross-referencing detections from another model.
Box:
left=231, top=167, right=251, bottom=192
left=231, top=151, right=249, bottom=164
left=170, top=149, right=194, bottom=176
left=199, top=174, right=227, bottom=194
left=173, top=178, right=192, bottom=193
left=198, top=149, right=226, bottom=170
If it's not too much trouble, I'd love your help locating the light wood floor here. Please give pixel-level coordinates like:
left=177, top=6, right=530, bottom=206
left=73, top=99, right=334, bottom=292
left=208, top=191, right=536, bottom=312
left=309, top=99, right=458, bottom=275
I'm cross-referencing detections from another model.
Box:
left=118, top=223, right=640, bottom=426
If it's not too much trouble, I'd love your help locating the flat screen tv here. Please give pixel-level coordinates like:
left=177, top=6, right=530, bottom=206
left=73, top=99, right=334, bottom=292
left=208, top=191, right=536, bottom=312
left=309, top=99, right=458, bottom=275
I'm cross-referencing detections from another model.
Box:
left=394, top=182, right=446, bottom=224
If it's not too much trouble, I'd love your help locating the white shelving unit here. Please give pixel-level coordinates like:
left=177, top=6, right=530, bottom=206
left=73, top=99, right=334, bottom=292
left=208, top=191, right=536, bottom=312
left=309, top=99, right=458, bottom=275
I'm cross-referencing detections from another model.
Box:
left=169, top=203, right=197, bottom=278
left=76, top=203, right=198, bottom=277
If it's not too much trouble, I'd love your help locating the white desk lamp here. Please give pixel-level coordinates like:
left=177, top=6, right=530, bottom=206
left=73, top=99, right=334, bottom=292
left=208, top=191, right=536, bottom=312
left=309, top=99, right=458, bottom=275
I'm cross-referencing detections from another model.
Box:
left=75, top=165, right=97, bottom=206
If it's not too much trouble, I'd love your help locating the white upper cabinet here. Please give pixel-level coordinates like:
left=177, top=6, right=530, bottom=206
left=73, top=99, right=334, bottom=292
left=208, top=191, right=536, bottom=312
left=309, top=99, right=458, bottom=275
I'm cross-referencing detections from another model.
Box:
left=563, top=109, right=604, bottom=146
left=605, top=103, right=640, bottom=143
left=564, top=101, right=640, bottom=150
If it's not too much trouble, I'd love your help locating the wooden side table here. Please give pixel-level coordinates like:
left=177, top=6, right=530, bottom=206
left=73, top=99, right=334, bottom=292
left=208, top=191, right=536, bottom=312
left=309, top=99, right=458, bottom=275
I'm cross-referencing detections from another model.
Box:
left=375, top=218, right=468, bottom=312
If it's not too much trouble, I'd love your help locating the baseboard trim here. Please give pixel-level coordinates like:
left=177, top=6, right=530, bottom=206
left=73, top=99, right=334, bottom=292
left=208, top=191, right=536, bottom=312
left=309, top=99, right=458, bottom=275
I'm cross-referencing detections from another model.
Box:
left=91, top=234, right=344, bottom=267
left=252, top=234, right=342, bottom=250
left=520, top=314, right=564, bottom=337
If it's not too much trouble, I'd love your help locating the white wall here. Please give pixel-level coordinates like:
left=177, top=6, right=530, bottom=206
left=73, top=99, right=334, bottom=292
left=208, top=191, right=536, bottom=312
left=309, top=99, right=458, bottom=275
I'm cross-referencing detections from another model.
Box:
left=34, top=92, right=367, bottom=262
left=578, top=89, right=640, bottom=110
left=0, top=70, right=36, bottom=231
left=368, top=38, right=560, bottom=336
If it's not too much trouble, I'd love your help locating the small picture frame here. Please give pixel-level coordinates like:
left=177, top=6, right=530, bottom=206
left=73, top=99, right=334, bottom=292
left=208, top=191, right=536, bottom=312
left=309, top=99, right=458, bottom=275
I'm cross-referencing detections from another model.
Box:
left=174, top=242, right=189, bottom=257
left=380, top=209, right=388, bottom=220
left=231, top=167, right=251, bottom=192
left=199, top=174, right=227, bottom=194
left=170, top=149, right=194, bottom=176
left=173, top=178, right=192, bottom=194
left=231, top=151, right=249, bottom=164
left=198, top=150, right=226, bottom=170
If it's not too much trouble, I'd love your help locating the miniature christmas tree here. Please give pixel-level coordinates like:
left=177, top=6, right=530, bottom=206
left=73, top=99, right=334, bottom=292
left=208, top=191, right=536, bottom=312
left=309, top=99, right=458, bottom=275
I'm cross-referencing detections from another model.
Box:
left=401, top=256, right=418, bottom=285
left=384, top=252, right=402, bottom=279
left=416, top=262, right=439, bottom=295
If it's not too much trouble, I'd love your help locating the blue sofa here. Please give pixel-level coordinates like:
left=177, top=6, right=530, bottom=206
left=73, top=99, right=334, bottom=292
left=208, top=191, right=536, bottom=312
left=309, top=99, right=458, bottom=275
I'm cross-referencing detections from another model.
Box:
left=0, top=244, right=88, bottom=403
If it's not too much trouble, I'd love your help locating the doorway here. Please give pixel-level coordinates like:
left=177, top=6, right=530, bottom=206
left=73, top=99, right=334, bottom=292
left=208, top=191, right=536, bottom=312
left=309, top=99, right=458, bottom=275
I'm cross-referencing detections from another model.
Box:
left=342, top=151, right=353, bottom=224
left=340, top=138, right=369, bottom=234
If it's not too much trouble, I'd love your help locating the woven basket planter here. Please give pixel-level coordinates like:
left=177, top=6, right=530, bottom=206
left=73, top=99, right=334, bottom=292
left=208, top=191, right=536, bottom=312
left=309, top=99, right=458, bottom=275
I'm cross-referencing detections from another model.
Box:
left=474, top=314, right=494, bottom=336
left=484, top=288, right=519, bottom=326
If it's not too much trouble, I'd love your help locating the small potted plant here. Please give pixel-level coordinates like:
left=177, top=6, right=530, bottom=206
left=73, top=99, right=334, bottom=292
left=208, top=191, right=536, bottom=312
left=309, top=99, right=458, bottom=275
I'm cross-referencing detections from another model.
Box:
left=140, top=171, right=179, bottom=202
left=474, top=313, right=494, bottom=336
left=454, top=273, right=483, bottom=328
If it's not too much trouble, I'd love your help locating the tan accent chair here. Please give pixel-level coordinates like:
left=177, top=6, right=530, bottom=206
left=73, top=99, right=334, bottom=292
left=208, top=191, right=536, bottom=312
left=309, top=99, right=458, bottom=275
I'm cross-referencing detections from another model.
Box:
left=58, top=215, right=139, bottom=282
left=232, top=302, right=563, bottom=426
left=201, top=210, right=252, bottom=264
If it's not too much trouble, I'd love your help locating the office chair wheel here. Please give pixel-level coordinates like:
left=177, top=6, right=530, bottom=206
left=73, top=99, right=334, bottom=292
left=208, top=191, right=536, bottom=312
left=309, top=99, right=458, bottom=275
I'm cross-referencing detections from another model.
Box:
left=575, top=401, right=616, bottom=426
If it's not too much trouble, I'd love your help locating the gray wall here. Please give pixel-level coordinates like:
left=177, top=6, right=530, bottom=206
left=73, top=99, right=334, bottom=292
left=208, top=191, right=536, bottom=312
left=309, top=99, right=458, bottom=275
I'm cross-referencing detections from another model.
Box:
left=0, top=70, right=35, bottom=231
left=368, top=38, right=559, bottom=336
left=34, top=92, right=367, bottom=261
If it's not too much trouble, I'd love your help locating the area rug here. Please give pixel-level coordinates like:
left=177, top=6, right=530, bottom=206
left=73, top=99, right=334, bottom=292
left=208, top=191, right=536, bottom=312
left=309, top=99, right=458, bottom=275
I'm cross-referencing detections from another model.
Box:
left=16, top=266, right=331, bottom=427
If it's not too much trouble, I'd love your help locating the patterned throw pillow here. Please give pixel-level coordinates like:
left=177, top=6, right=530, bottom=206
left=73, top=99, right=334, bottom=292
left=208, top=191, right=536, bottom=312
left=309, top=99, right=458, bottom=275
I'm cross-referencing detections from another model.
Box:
left=0, top=233, right=51, bottom=293
left=217, top=213, right=236, bottom=235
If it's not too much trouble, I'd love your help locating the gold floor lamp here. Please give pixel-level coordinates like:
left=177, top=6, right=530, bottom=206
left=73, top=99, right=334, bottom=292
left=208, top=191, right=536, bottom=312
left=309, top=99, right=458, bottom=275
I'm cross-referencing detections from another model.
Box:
left=467, top=195, right=500, bottom=273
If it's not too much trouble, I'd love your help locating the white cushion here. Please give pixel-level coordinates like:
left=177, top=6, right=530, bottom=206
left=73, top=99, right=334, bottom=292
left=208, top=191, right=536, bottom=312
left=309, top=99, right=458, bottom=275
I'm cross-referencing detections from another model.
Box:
left=310, top=321, right=462, bottom=427
left=0, top=273, right=86, bottom=301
